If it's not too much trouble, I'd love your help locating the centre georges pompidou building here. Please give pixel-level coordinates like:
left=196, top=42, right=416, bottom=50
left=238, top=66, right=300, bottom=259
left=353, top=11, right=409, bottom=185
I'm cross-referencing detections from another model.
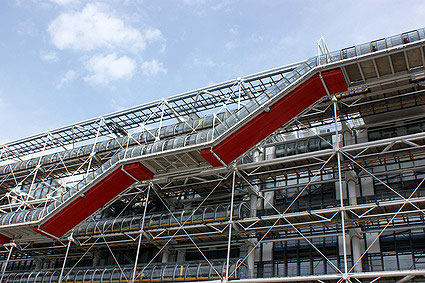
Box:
left=1, top=28, right=425, bottom=283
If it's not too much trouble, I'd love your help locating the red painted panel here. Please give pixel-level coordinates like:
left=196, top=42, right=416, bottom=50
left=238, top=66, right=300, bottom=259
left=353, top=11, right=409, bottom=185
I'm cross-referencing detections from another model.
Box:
left=212, top=74, right=327, bottom=164
left=36, top=162, right=153, bottom=238
left=201, top=68, right=347, bottom=166
left=0, top=234, right=10, bottom=245
left=123, top=162, right=154, bottom=180
left=322, top=69, right=348, bottom=94
left=200, top=148, right=223, bottom=167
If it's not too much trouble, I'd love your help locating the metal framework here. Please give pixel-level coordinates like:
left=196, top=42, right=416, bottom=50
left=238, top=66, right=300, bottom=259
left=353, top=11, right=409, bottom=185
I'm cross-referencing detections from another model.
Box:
left=1, top=28, right=425, bottom=282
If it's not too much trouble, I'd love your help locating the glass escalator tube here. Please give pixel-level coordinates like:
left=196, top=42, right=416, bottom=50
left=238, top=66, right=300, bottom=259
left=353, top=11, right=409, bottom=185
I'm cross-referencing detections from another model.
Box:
left=48, top=271, right=59, bottom=283
left=185, top=263, right=199, bottom=281
left=75, top=221, right=87, bottom=236
left=235, top=106, right=249, bottom=122
left=140, top=265, right=153, bottom=281
left=198, top=262, right=210, bottom=280
left=186, top=133, right=198, bottom=146
left=174, top=122, right=184, bottom=135
left=100, top=269, right=111, bottom=282
left=173, top=136, right=185, bottom=149
left=203, top=206, right=215, bottom=223
left=202, top=116, right=212, bottom=129
left=82, top=270, right=94, bottom=282
left=151, top=265, right=162, bottom=281
left=158, top=127, right=167, bottom=140
left=210, top=261, right=223, bottom=280
left=112, top=217, right=125, bottom=233
left=192, top=208, right=203, bottom=224
left=21, top=210, right=32, bottom=223
left=165, top=124, right=176, bottom=138
left=308, top=137, right=320, bottom=152
left=169, top=210, right=181, bottom=227
left=85, top=222, right=96, bottom=235
left=142, top=214, right=152, bottom=230
left=88, top=269, right=101, bottom=283
left=102, top=219, right=114, bottom=234
left=195, top=131, right=207, bottom=144
left=162, top=265, right=175, bottom=281
left=239, top=202, right=250, bottom=218
left=13, top=211, right=26, bottom=224
left=297, top=139, right=308, bottom=154
left=110, top=268, right=120, bottom=282
left=120, top=268, right=132, bottom=282
left=181, top=210, right=191, bottom=226
left=286, top=141, right=296, bottom=156
left=150, top=214, right=160, bottom=228
left=213, top=124, right=227, bottom=138
left=215, top=205, right=227, bottom=221
left=159, top=212, right=170, bottom=228
left=183, top=120, right=195, bottom=133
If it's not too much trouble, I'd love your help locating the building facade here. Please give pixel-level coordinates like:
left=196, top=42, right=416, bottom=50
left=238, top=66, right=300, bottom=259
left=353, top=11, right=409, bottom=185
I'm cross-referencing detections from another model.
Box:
left=0, top=28, right=425, bottom=282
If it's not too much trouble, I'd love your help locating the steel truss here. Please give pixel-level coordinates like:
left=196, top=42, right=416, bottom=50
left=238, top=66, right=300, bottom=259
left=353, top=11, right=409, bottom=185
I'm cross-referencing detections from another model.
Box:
left=1, top=28, right=425, bottom=283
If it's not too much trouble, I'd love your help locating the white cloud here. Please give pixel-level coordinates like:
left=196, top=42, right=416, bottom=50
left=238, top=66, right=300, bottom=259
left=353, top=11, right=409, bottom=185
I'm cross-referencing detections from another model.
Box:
left=183, top=0, right=233, bottom=13
left=193, top=57, right=216, bottom=67
left=144, top=28, right=163, bottom=42
left=228, top=26, right=238, bottom=35
left=48, top=3, right=162, bottom=51
left=40, top=50, right=59, bottom=62
left=49, top=0, right=80, bottom=6
left=57, top=70, right=76, bottom=88
left=183, top=0, right=207, bottom=5
left=84, top=53, right=136, bottom=84
left=249, top=34, right=264, bottom=43
left=141, top=59, right=167, bottom=76
left=225, top=41, right=237, bottom=50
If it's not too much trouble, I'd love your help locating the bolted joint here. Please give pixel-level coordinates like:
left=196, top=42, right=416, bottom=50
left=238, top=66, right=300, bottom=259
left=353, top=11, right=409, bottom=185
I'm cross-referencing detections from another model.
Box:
left=230, top=163, right=238, bottom=172
left=333, top=144, right=340, bottom=152
left=67, top=234, right=75, bottom=243
left=4, top=242, right=17, bottom=248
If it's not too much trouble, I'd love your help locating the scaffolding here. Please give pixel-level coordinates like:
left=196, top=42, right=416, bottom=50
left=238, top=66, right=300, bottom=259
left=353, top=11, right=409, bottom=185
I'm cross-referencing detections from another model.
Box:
left=0, top=28, right=425, bottom=282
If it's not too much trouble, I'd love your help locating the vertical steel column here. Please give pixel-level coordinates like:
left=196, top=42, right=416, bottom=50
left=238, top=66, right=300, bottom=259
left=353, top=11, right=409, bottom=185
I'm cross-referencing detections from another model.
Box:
left=26, top=136, right=49, bottom=202
left=131, top=185, right=151, bottom=283
left=237, top=79, right=242, bottom=110
left=0, top=243, right=14, bottom=282
left=57, top=236, right=72, bottom=283
left=333, top=96, right=349, bottom=281
left=85, top=118, right=103, bottom=178
left=225, top=170, right=236, bottom=282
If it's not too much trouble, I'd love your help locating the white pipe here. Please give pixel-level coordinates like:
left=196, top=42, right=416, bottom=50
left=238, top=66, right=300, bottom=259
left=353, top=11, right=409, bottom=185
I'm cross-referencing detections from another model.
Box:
left=225, top=170, right=236, bottom=280
left=396, top=275, right=414, bottom=283
left=333, top=96, right=348, bottom=279
left=131, top=185, right=150, bottom=283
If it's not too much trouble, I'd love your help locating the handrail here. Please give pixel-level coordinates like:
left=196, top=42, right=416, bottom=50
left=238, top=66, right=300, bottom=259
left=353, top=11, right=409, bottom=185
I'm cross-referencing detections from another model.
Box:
left=3, top=259, right=246, bottom=282
left=74, top=202, right=250, bottom=236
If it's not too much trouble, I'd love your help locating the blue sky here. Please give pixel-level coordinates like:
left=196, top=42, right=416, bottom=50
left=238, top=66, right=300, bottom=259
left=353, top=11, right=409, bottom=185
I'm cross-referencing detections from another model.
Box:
left=0, top=0, right=424, bottom=144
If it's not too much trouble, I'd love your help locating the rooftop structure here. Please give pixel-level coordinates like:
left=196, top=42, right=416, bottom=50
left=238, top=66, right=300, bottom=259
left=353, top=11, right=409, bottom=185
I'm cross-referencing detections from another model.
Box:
left=0, top=28, right=425, bottom=282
